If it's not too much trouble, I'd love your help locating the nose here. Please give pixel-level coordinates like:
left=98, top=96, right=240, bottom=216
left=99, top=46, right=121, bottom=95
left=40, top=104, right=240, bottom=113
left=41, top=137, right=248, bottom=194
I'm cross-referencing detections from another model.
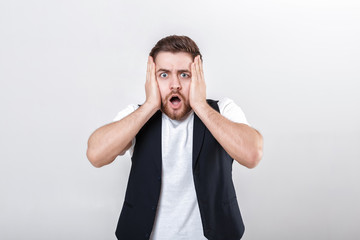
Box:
left=170, top=76, right=181, bottom=91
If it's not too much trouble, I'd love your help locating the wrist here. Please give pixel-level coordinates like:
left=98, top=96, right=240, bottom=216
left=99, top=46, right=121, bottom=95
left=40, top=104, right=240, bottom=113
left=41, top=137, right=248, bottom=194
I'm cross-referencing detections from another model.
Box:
left=143, top=100, right=160, bottom=113
left=191, top=100, right=208, bottom=114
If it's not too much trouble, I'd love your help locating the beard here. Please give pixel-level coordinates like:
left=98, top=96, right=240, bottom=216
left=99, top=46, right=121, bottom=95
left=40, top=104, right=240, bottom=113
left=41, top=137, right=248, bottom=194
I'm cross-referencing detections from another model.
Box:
left=161, top=91, right=192, bottom=120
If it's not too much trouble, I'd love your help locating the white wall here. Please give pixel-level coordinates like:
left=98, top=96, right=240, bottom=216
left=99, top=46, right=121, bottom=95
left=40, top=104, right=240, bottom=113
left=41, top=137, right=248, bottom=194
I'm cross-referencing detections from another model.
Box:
left=1, top=0, right=359, bottom=239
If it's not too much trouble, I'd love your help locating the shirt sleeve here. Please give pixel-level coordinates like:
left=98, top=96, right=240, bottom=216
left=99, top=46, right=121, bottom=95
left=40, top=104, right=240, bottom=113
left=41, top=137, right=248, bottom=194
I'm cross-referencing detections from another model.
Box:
left=218, top=97, right=250, bottom=126
left=113, top=104, right=139, bottom=122
left=112, top=104, right=139, bottom=156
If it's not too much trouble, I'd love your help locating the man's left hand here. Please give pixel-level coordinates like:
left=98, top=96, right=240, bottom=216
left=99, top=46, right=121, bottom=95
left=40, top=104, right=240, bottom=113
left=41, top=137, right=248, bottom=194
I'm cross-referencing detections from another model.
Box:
left=189, top=55, right=207, bottom=111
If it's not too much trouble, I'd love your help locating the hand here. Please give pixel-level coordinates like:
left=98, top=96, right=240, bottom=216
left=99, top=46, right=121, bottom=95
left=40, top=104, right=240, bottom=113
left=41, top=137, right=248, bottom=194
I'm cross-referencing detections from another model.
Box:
left=189, top=55, right=207, bottom=111
left=145, top=56, right=161, bottom=110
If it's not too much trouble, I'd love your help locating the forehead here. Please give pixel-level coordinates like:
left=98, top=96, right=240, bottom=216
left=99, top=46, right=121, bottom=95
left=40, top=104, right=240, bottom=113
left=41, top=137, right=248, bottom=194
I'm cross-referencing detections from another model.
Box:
left=155, top=51, right=193, bottom=70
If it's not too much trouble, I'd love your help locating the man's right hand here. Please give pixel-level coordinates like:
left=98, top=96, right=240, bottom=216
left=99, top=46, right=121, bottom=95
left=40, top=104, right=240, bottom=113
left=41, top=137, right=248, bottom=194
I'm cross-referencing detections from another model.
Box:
left=145, top=56, right=161, bottom=111
left=87, top=56, right=162, bottom=168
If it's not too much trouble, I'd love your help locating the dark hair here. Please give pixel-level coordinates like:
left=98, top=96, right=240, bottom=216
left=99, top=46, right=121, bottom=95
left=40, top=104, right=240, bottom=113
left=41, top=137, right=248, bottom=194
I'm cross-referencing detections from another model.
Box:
left=149, top=35, right=202, bottom=61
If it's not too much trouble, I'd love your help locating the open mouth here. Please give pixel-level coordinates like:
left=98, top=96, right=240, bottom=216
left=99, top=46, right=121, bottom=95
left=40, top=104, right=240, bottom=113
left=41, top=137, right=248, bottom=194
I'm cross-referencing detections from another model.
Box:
left=169, top=95, right=181, bottom=107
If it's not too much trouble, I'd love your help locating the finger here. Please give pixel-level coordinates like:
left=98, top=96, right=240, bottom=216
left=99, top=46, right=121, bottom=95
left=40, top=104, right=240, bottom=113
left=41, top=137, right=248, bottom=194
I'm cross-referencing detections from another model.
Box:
left=191, top=62, right=197, bottom=82
left=195, top=56, right=202, bottom=82
left=198, top=56, right=204, bottom=80
left=149, top=57, right=154, bottom=78
left=150, top=55, right=156, bottom=78
left=151, top=60, right=156, bottom=82
left=146, top=56, right=151, bottom=82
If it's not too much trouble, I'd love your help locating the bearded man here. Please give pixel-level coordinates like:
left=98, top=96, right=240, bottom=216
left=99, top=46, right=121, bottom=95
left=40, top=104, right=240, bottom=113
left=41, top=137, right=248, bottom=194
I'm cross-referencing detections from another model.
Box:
left=86, top=35, right=263, bottom=240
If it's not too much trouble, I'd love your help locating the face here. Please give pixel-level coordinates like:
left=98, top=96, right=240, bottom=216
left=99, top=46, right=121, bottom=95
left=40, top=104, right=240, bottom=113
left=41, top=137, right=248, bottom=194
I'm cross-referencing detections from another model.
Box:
left=155, top=51, right=193, bottom=120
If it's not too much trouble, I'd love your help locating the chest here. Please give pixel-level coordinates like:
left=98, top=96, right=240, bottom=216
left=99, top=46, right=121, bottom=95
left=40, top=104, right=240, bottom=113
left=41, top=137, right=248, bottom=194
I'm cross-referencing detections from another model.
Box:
left=161, top=113, right=194, bottom=170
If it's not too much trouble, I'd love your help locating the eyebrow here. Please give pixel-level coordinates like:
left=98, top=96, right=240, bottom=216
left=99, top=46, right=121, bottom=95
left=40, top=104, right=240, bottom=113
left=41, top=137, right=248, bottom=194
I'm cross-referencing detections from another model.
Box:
left=156, top=68, right=191, bottom=74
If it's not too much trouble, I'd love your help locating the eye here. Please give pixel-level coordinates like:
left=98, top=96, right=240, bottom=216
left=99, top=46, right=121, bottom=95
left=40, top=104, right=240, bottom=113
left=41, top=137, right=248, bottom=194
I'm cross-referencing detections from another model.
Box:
left=180, top=72, right=190, bottom=78
left=159, top=72, right=168, bottom=78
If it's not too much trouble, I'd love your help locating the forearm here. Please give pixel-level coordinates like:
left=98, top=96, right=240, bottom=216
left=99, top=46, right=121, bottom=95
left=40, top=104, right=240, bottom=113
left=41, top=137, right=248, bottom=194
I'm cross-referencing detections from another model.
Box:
left=86, top=102, right=158, bottom=168
left=193, top=102, right=263, bottom=168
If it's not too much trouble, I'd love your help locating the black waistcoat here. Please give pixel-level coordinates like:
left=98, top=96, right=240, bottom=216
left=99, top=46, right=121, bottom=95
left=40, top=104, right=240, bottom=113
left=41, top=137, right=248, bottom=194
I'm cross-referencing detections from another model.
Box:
left=115, top=100, right=245, bottom=240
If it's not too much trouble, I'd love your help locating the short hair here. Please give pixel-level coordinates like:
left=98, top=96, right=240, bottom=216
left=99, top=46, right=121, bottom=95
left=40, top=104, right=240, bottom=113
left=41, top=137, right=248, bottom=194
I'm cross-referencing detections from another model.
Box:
left=149, top=35, right=202, bottom=61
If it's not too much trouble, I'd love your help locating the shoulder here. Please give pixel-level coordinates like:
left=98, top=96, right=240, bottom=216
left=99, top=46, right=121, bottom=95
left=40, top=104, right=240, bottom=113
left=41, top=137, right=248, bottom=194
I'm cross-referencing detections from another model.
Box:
left=217, top=97, right=250, bottom=125
left=112, top=104, right=139, bottom=122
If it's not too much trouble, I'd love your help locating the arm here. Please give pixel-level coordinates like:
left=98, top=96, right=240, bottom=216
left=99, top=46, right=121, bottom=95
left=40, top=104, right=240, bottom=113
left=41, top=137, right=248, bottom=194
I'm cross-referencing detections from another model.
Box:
left=189, top=56, right=263, bottom=168
left=192, top=102, right=263, bottom=168
left=86, top=56, right=160, bottom=168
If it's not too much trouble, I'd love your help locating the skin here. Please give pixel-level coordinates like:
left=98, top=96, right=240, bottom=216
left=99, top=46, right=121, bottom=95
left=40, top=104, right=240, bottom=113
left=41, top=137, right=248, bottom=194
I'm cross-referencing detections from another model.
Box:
left=190, top=55, right=263, bottom=168
left=86, top=52, right=263, bottom=168
left=155, top=51, right=192, bottom=120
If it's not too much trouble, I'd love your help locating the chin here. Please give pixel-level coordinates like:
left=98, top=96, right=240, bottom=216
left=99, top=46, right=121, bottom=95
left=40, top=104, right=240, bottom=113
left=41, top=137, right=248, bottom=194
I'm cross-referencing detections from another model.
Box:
left=161, top=103, right=192, bottom=120
left=161, top=92, right=192, bottom=120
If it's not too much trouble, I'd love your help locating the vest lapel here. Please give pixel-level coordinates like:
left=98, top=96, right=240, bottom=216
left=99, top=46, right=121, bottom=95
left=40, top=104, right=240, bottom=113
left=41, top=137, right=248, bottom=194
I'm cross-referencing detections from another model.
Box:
left=153, top=111, right=162, bottom=174
left=192, top=113, right=205, bottom=170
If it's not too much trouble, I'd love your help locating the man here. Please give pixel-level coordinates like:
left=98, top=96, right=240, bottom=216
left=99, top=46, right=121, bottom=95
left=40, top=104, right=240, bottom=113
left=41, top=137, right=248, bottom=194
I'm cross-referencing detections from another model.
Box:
left=86, top=35, right=263, bottom=240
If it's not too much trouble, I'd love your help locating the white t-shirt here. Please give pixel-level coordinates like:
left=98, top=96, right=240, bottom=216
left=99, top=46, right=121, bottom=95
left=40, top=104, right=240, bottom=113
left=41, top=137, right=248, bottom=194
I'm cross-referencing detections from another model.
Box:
left=113, top=98, right=249, bottom=240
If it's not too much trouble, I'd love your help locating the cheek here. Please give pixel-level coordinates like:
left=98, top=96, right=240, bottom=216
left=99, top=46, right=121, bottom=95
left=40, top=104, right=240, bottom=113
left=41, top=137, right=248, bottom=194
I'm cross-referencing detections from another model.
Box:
left=182, top=81, right=191, bottom=95
left=156, top=80, right=168, bottom=98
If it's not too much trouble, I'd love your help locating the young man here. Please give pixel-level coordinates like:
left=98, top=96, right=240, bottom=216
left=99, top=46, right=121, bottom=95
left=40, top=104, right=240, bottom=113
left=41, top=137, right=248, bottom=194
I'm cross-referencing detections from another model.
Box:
left=86, top=35, right=263, bottom=240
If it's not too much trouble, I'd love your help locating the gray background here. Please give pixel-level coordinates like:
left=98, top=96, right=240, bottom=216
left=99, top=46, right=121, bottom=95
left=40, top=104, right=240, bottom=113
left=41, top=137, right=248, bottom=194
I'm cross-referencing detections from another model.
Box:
left=1, top=0, right=359, bottom=239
